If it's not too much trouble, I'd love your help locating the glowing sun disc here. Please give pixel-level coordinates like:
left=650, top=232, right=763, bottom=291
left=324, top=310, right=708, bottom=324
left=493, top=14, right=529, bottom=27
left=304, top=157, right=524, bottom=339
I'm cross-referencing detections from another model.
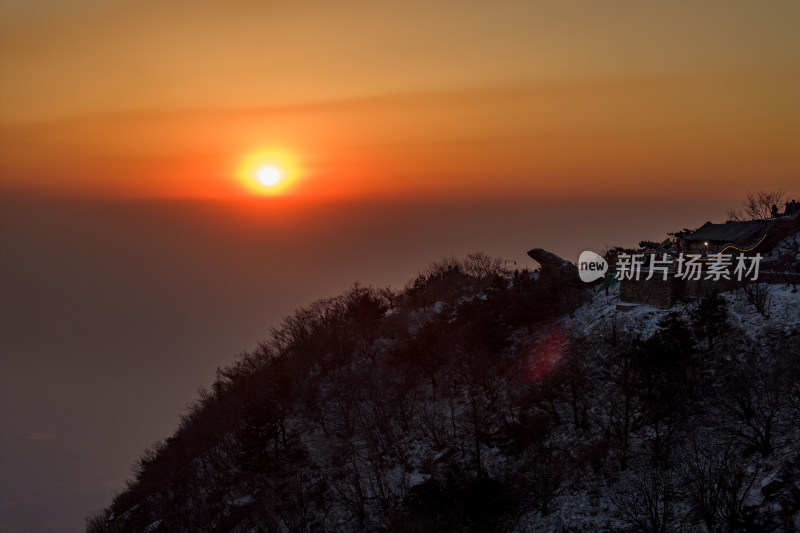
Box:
left=257, top=166, right=282, bottom=186
left=237, top=149, right=300, bottom=196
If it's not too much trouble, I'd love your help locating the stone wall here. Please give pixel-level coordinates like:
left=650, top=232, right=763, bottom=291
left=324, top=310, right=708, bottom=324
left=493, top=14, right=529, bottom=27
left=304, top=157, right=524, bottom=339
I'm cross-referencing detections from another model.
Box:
left=619, top=275, right=682, bottom=309
left=683, top=278, right=735, bottom=299
left=620, top=273, right=800, bottom=308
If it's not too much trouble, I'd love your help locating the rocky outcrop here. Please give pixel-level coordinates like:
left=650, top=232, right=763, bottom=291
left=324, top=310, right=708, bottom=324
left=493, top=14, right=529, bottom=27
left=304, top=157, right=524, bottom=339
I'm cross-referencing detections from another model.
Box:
left=526, top=248, right=578, bottom=281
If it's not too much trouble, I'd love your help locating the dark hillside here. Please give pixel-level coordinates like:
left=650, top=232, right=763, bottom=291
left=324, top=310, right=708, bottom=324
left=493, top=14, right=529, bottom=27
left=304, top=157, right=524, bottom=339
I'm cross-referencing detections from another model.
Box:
left=88, top=250, right=800, bottom=532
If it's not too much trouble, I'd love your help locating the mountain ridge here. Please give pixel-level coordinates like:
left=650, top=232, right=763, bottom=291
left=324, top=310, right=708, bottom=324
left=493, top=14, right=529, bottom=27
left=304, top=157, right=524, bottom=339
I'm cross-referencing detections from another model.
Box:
left=88, top=243, right=800, bottom=532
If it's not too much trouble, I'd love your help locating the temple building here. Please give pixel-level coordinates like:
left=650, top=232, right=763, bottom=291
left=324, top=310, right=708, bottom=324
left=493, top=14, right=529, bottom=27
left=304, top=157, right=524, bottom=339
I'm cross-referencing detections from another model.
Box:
left=679, top=207, right=800, bottom=257
left=679, top=219, right=775, bottom=256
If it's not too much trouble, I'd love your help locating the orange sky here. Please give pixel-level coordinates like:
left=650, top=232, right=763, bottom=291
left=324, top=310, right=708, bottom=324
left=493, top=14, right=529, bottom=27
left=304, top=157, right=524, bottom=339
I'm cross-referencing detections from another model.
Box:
left=1, top=0, right=798, bottom=200
left=0, top=5, right=799, bottom=529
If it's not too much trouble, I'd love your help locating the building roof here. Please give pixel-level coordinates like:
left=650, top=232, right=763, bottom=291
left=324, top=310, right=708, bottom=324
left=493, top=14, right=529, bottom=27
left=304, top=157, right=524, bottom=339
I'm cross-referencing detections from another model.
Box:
left=686, top=219, right=775, bottom=244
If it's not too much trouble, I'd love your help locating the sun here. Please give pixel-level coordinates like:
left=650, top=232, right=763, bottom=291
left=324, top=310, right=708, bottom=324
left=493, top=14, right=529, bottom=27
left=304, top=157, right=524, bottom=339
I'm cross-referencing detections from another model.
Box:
left=257, top=166, right=282, bottom=187
left=237, top=149, right=301, bottom=196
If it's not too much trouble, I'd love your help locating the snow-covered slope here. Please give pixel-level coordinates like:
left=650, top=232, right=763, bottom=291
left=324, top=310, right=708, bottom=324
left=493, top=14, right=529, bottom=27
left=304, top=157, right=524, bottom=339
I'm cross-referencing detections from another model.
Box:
left=89, top=262, right=800, bottom=533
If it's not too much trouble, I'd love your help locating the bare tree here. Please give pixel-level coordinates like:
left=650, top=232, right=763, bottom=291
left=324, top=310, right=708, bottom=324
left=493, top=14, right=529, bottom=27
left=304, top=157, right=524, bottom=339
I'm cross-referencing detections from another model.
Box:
left=85, top=512, right=107, bottom=533
left=741, top=282, right=773, bottom=318
left=274, top=471, right=325, bottom=532
left=425, top=254, right=463, bottom=277
left=601, top=334, right=641, bottom=470
left=787, top=352, right=800, bottom=428
left=329, top=445, right=368, bottom=529
left=718, top=350, right=787, bottom=457
left=462, top=251, right=508, bottom=280
left=416, top=399, right=448, bottom=450
left=527, top=445, right=566, bottom=516
left=774, top=233, right=799, bottom=292
left=726, top=206, right=745, bottom=221
left=561, top=344, right=591, bottom=432
left=680, top=436, right=759, bottom=532
left=613, top=467, right=676, bottom=533
left=727, top=190, right=785, bottom=220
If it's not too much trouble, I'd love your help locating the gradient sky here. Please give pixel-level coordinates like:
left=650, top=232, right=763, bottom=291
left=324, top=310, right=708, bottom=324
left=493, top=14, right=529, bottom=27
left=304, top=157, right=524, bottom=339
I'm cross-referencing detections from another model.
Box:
left=1, top=2, right=799, bottom=532
left=1, top=0, right=798, bottom=200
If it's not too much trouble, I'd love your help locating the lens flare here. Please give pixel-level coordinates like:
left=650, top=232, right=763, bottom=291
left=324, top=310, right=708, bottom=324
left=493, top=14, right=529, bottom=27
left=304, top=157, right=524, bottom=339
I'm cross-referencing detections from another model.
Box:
left=525, top=326, right=569, bottom=382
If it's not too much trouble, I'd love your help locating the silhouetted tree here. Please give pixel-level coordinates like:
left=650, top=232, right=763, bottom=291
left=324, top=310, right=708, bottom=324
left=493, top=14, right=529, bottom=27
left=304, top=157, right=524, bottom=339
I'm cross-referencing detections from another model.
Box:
left=602, top=333, right=641, bottom=470
left=727, top=190, right=785, bottom=220
left=613, top=466, right=676, bottom=533
left=741, top=282, right=773, bottom=318
left=236, top=400, right=279, bottom=472
left=690, top=293, right=729, bottom=350
left=718, top=350, right=786, bottom=457
left=680, top=436, right=759, bottom=532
